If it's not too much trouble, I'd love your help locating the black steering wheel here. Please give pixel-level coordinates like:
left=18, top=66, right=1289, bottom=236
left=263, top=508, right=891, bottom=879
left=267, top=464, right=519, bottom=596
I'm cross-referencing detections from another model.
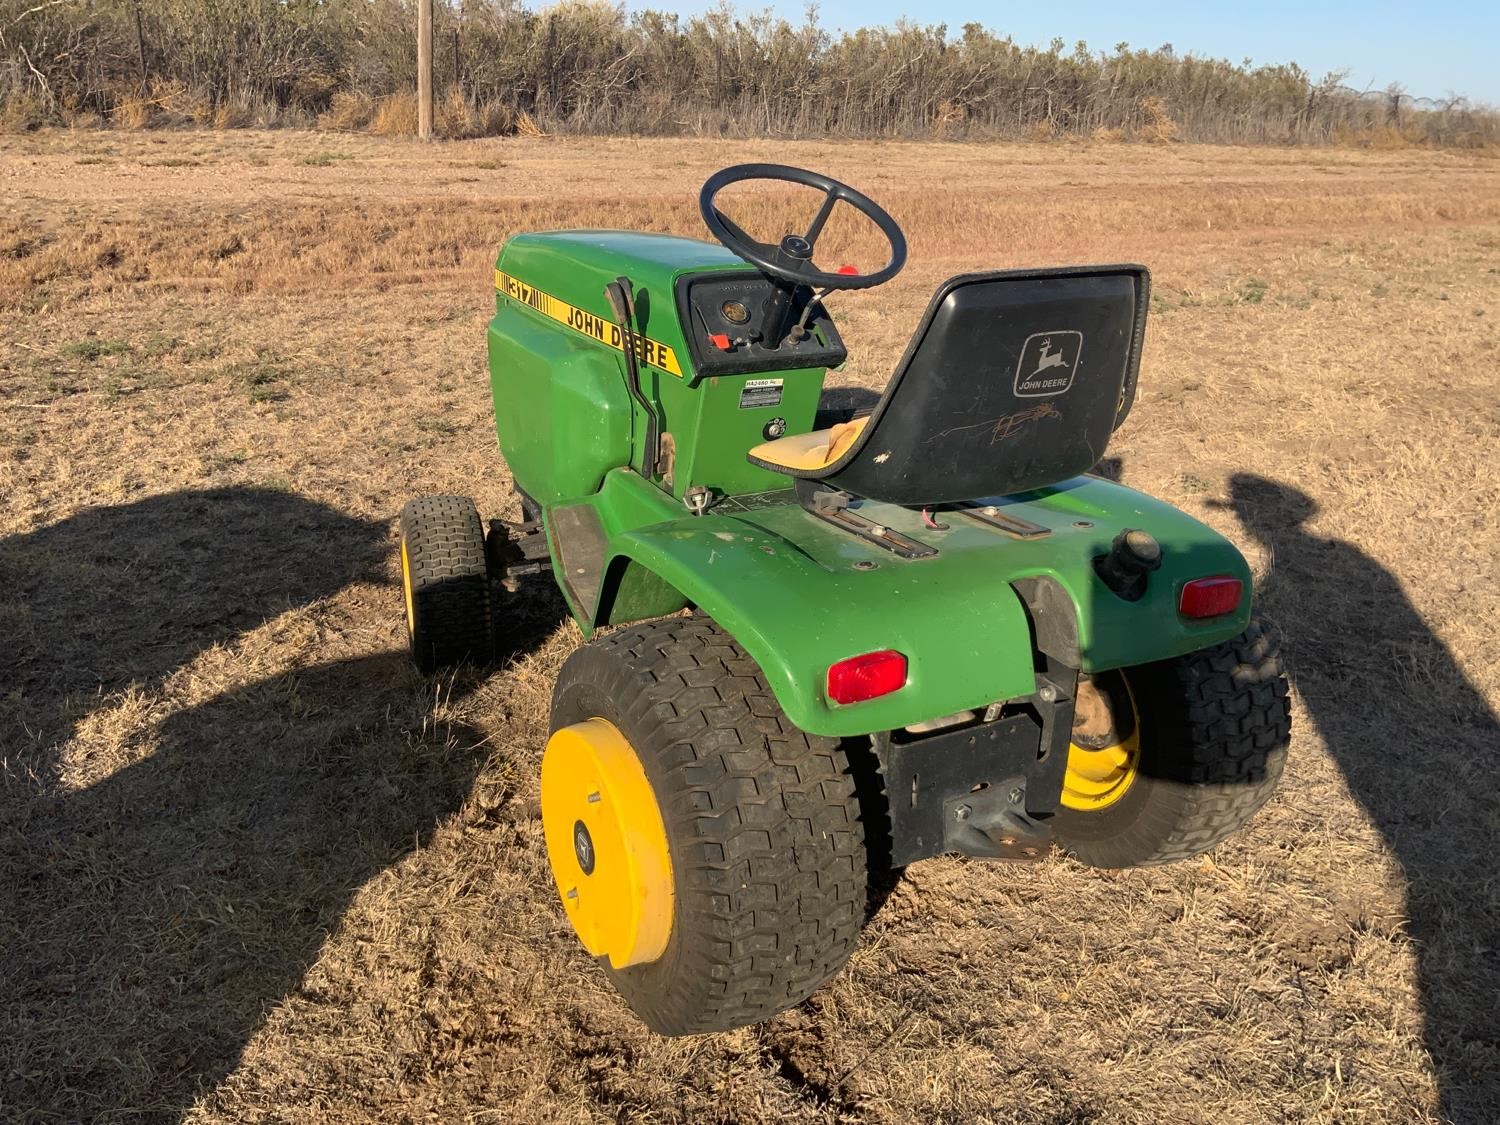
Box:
left=699, top=164, right=907, bottom=291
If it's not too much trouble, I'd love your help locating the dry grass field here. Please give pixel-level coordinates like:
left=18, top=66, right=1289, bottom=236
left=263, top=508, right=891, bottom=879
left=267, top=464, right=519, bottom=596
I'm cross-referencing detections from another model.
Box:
left=2, top=129, right=1498, bottom=1124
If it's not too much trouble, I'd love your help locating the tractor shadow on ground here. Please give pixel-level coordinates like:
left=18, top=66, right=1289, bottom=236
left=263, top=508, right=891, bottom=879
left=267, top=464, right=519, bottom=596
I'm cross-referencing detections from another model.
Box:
left=1, top=488, right=386, bottom=779
left=496, top=571, right=571, bottom=665
left=0, top=489, right=492, bottom=1120
left=1224, top=473, right=1499, bottom=1122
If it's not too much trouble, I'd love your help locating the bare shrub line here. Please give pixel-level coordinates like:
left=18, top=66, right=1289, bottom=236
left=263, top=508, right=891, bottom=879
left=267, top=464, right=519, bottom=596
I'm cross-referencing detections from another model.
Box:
left=0, top=1, right=1496, bottom=147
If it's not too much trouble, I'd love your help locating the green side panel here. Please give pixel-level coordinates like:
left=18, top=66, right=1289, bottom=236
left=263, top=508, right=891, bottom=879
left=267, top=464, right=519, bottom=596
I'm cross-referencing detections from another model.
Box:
left=664, top=367, right=826, bottom=498
left=578, top=471, right=1252, bottom=738
left=544, top=463, right=689, bottom=625
left=488, top=317, right=631, bottom=504
left=599, top=553, right=691, bottom=623
left=489, top=231, right=835, bottom=505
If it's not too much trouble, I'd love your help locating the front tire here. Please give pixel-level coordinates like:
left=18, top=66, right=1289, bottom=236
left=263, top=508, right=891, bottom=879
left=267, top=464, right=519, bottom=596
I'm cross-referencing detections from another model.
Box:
left=545, top=616, right=868, bottom=1035
left=1053, top=620, right=1291, bottom=868
left=398, top=495, right=494, bottom=673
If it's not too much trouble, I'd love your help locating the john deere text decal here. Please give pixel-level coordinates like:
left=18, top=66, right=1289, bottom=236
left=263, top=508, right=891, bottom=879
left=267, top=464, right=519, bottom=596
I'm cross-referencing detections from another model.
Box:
left=496, top=270, right=684, bottom=378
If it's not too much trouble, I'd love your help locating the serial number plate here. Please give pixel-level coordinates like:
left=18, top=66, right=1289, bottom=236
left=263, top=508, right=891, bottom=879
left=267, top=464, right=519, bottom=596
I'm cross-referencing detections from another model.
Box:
left=738, top=378, right=784, bottom=409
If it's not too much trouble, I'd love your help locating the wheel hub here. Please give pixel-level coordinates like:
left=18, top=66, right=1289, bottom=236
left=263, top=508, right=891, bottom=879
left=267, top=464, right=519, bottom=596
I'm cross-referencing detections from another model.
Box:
left=572, top=819, right=595, bottom=875
left=540, top=718, right=674, bottom=969
left=1061, top=672, right=1141, bottom=811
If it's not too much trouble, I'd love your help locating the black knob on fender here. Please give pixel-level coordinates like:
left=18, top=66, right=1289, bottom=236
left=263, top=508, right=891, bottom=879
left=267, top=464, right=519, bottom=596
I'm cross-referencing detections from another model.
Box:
left=1094, top=528, right=1162, bottom=601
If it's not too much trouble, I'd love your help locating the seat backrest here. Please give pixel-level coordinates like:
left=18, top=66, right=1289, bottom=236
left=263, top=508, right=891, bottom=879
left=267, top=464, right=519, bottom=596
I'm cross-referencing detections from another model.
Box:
left=815, top=266, right=1149, bottom=506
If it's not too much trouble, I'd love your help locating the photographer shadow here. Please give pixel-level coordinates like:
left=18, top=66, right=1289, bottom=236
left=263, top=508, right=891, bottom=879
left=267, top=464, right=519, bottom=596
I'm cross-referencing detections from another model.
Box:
left=0, top=489, right=489, bottom=1120
left=1225, top=473, right=1499, bottom=1122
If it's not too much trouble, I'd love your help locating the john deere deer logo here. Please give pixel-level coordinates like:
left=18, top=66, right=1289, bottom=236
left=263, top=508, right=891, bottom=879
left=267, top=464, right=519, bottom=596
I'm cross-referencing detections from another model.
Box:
left=1032, top=339, right=1068, bottom=374
left=1014, top=330, right=1083, bottom=396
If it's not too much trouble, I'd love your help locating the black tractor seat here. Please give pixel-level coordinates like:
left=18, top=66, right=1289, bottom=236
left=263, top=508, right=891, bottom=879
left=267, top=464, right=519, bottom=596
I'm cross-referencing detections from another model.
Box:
left=747, top=265, right=1150, bottom=506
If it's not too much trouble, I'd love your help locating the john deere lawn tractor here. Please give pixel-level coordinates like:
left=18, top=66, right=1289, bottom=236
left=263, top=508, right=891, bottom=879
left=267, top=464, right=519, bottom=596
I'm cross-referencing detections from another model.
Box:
left=398, top=164, right=1292, bottom=1035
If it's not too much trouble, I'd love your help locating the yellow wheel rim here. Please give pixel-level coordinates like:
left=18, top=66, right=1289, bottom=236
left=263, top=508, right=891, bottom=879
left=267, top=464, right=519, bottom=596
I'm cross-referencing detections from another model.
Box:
left=1061, top=671, right=1141, bottom=812
left=399, top=539, right=416, bottom=638
left=541, top=718, right=674, bottom=969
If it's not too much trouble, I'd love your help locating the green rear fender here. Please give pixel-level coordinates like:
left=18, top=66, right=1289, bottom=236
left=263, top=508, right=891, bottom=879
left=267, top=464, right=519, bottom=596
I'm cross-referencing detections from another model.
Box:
left=587, top=475, right=1255, bottom=740
left=598, top=517, right=1040, bottom=738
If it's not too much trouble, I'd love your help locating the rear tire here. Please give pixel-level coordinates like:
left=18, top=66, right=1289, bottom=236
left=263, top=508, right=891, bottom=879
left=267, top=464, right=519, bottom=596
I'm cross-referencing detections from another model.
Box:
left=1053, top=620, right=1291, bottom=868
left=398, top=495, right=494, bottom=673
left=548, top=616, right=868, bottom=1035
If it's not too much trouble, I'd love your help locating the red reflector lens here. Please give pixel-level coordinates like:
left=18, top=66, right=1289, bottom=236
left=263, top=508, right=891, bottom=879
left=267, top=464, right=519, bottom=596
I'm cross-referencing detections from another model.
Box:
left=1179, top=576, right=1243, bottom=619
left=827, top=650, right=907, bottom=705
left=837, top=264, right=860, bottom=275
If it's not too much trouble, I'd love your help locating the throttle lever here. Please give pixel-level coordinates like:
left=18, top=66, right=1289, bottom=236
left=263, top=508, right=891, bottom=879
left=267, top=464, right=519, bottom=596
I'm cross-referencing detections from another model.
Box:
left=604, top=277, right=661, bottom=478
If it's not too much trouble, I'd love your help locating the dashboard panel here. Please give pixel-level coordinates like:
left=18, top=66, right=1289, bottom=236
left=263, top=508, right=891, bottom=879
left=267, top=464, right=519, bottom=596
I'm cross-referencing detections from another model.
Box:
left=675, top=271, right=847, bottom=378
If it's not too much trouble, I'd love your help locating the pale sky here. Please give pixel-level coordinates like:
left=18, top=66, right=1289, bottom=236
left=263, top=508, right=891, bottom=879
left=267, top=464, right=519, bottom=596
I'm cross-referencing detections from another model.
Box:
left=629, top=0, right=1499, bottom=105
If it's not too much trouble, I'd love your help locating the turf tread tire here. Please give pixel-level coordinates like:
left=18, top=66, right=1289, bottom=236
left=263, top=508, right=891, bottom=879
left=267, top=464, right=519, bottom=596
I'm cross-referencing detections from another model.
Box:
left=399, top=495, right=494, bottom=673
left=1054, top=620, right=1291, bottom=868
left=549, top=616, right=867, bottom=1036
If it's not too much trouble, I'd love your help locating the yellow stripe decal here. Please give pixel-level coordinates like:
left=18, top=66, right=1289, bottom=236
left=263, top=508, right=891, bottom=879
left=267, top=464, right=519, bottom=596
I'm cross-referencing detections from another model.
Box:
left=496, top=269, right=684, bottom=379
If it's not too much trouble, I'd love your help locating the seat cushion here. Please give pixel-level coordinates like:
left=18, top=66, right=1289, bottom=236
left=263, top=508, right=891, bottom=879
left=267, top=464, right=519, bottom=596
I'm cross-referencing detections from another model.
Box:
left=748, top=417, right=870, bottom=472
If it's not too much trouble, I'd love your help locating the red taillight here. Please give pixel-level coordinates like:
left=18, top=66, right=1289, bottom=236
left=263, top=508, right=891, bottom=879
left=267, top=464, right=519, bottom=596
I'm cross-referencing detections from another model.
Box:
left=827, top=650, right=907, bottom=705
left=1179, top=576, right=1243, bottom=619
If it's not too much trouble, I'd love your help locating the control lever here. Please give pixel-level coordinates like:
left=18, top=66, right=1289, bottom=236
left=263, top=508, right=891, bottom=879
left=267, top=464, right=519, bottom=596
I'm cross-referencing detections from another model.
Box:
left=786, top=286, right=831, bottom=344
left=604, top=277, right=661, bottom=477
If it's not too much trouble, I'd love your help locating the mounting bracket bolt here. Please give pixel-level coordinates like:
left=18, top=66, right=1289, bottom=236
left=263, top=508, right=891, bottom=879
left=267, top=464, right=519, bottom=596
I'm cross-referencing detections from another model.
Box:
left=683, top=485, right=711, bottom=517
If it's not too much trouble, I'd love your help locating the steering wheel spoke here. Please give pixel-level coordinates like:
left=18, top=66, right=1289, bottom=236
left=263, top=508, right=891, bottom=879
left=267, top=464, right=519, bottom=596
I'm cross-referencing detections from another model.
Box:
left=712, top=207, right=774, bottom=259
left=699, top=163, right=907, bottom=292
left=803, top=190, right=839, bottom=244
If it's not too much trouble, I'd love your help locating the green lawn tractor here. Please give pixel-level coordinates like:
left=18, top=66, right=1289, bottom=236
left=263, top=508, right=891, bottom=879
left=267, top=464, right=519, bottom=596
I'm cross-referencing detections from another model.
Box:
left=397, top=165, right=1292, bottom=1036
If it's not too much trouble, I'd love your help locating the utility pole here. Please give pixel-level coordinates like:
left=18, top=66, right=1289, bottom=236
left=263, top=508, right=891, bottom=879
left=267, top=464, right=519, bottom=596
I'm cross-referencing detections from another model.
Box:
left=417, top=0, right=433, bottom=140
